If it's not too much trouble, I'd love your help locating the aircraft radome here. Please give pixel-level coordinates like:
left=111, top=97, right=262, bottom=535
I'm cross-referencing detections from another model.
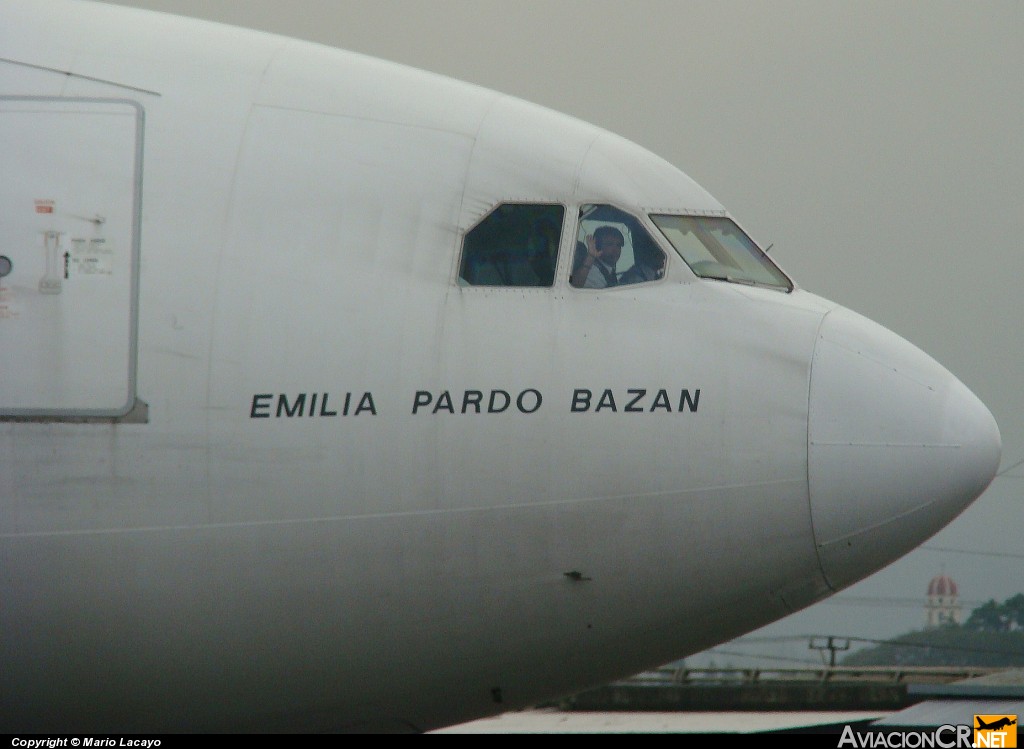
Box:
left=0, top=0, right=1001, bottom=733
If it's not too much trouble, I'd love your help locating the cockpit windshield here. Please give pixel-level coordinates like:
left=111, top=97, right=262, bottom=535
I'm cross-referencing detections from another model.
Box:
left=650, top=214, right=792, bottom=291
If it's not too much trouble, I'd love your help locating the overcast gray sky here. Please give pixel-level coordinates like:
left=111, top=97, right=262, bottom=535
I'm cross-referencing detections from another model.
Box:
left=101, top=0, right=1023, bottom=659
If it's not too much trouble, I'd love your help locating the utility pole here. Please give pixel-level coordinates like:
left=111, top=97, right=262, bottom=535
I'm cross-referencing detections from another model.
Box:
left=810, top=636, right=850, bottom=667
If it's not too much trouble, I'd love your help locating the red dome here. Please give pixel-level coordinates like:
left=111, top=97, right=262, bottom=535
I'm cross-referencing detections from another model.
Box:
left=928, top=574, right=958, bottom=597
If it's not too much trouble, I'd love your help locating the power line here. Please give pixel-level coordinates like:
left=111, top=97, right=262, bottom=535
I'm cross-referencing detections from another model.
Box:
left=996, top=456, right=1024, bottom=477
left=818, top=595, right=987, bottom=609
left=698, top=647, right=823, bottom=666
left=710, top=632, right=1024, bottom=665
left=844, top=635, right=1024, bottom=659
left=732, top=633, right=1024, bottom=657
left=921, top=545, right=1024, bottom=560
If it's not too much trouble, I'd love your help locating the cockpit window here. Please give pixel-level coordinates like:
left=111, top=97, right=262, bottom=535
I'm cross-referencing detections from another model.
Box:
left=459, top=203, right=564, bottom=287
left=570, top=204, right=666, bottom=289
left=650, top=214, right=792, bottom=291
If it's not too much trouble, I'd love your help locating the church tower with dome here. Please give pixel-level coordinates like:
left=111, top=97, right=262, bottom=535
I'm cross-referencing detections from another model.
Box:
left=925, top=574, right=961, bottom=627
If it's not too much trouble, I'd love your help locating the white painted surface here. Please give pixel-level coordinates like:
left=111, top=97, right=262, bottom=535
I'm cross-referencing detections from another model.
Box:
left=0, top=0, right=1000, bottom=733
left=0, top=98, right=140, bottom=415
left=433, top=709, right=889, bottom=734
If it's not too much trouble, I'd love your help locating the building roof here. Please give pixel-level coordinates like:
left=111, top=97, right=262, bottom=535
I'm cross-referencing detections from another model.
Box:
left=928, top=574, right=959, bottom=597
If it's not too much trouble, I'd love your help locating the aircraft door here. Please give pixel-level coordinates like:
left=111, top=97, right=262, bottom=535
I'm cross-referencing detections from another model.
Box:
left=0, top=98, right=142, bottom=417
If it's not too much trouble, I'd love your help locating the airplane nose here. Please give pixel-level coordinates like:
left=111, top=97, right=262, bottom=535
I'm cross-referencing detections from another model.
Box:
left=807, top=307, right=1001, bottom=591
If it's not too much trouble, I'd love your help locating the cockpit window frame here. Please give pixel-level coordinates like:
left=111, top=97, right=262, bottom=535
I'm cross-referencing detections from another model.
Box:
left=569, top=203, right=670, bottom=291
left=457, top=201, right=567, bottom=289
left=649, top=212, right=793, bottom=293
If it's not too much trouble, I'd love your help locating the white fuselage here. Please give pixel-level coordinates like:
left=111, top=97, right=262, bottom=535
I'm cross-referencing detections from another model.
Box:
left=0, top=1, right=1000, bottom=732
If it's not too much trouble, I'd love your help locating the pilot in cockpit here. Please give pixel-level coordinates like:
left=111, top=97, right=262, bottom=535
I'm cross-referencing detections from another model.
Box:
left=570, top=225, right=623, bottom=288
left=619, top=231, right=666, bottom=285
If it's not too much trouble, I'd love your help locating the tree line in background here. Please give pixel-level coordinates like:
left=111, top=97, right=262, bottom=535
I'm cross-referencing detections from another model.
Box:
left=843, top=594, right=1024, bottom=667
